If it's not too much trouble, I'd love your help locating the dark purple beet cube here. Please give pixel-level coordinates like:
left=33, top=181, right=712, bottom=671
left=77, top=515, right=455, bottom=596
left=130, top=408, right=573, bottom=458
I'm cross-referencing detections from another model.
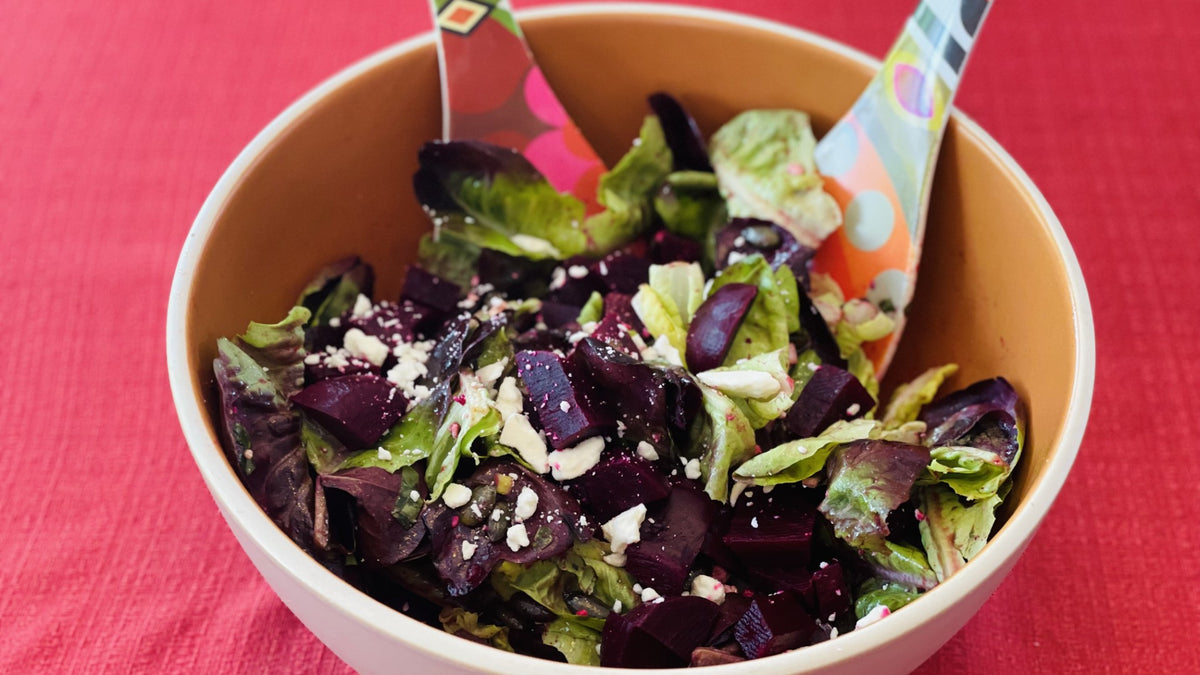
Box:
left=588, top=314, right=641, bottom=356
left=290, top=374, right=406, bottom=449
left=514, top=350, right=612, bottom=449
left=547, top=257, right=607, bottom=307
left=746, top=566, right=814, bottom=606
left=785, top=365, right=875, bottom=438
left=538, top=300, right=582, bottom=330
left=600, top=596, right=719, bottom=668
left=650, top=229, right=702, bottom=264
left=346, top=299, right=438, bottom=347
left=566, top=452, right=670, bottom=521
left=811, top=560, right=852, bottom=623
left=594, top=250, right=651, bottom=294
left=733, top=591, right=819, bottom=659
left=601, top=292, right=645, bottom=334
left=624, top=484, right=714, bottom=594
left=708, top=592, right=752, bottom=644
left=686, top=283, right=758, bottom=372
left=400, top=265, right=461, bottom=313
left=304, top=351, right=375, bottom=384
left=722, top=488, right=817, bottom=567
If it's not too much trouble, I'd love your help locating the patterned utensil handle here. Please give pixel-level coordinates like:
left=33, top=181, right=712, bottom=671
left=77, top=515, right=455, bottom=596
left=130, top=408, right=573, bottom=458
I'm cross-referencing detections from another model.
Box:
left=812, top=0, right=992, bottom=371
left=429, top=0, right=607, bottom=207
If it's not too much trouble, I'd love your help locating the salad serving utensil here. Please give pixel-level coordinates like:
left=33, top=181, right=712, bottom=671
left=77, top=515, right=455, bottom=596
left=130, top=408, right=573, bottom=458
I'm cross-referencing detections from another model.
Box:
left=428, top=0, right=992, bottom=376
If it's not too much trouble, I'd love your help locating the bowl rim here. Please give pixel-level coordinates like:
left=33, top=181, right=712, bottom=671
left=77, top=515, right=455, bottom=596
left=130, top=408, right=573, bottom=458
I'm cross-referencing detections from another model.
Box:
left=166, top=3, right=1095, bottom=673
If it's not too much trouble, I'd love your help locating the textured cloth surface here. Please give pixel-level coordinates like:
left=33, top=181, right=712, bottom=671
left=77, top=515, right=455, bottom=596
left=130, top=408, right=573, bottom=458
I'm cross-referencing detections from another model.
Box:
left=2, top=0, right=1197, bottom=672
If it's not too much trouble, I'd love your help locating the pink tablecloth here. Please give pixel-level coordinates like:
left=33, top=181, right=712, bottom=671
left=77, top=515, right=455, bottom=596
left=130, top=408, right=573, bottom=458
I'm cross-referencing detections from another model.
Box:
left=3, top=0, right=1198, bottom=672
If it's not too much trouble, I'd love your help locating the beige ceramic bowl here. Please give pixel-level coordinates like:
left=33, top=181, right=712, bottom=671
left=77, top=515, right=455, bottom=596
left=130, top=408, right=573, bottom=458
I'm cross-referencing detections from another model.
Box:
left=166, top=4, right=1094, bottom=673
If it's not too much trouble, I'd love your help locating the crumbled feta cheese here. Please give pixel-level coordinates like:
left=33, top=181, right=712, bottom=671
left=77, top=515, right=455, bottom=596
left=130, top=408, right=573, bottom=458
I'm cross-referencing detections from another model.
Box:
left=855, top=605, right=891, bottom=629
left=846, top=403, right=861, bottom=416
left=548, top=436, right=605, bottom=480
left=514, top=486, right=539, bottom=521
left=461, top=540, right=478, bottom=561
left=303, top=353, right=321, bottom=365
left=635, top=441, right=659, bottom=462
left=601, top=503, right=647, bottom=554
left=506, top=522, right=530, bottom=552
left=499, top=414, right=549, bottom=473
left=640, top=587, right=661, bottom=603
left=612, top=600, right=623, bottom=613
left=567, top=265, right=589, bottom=279
left=559, top=400, right=571, bottom=413
left=729, top=481, right=748, bottom=506
left=750, top=516, right=759, bottom=529
left=409, top=490, right=420, bottom=501
left=475, top=357, right=508, bottom=387
left=376, top=448, right=392, bottom=461
left=683, top=458, right=702, bottom=480
left=328, top=317, right=341, bottom=328
left=386, top=339, right=435, bottom=401
left=442, top=483, right=472, bottom=509
left=695, top=368, right=782, bottom=399
left=690, top=575, right=725, bottom=605
left=343, top=328, right=389, bottom=367
left=603, top=552, right=627, bottom=567
left=351, top=293, right=373, bottom=319
left=726, top=251, right=748, bottom=266
left=548, top=267, right=567, bottom=291
left=494, top=377, right=523, bottom=421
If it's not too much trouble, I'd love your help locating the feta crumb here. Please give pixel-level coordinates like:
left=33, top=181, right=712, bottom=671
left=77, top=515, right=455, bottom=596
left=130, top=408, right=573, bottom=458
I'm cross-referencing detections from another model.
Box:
left=855, top=605, right=891, bottom=629
left=303, top=353, right=321, bottom=365
left=506, top=522, right=530, bottom=552
left=343, top=328, right=389, bottom=367
left=328, top=317, right=341, bottom=328
left=514, top=486, right=539, bottom=521
left=376, top=448, right=392, bottom=461
left=683, top=458, right=701, bottom=480
left=616, top=420, right=627, bottom=437
left=846, top=402, right=861, bottom=416
left=499, top=414, right=549, bottom=473
left=640, top=587, right=661, bottom=603
left=635, top=441, right=660, bottom=461
left=603, top=552, right=627, bottom=567
left=494, top=377, right=523, bottom=421
left=548, top=266, right=567, bottom=291
left=694, top=368, right=782, bottom=399
left=612, top=600, right=623, bottom=613
left=461, top=541, right=478, bottom=561
left=729, top=481, right=748, bottom=506
left=750, top=516, right=759, bottom=529
left=690, top=575, right=726, bottom=605
left=567, top=265, right=589, bottom=279
left=559, top=400, right=571, bottom=413
left=475, top=357, right=508, bottom=387
left=442, top=483, right=472, bottom=509
left=351, top=293, right=373, bottom=319
left=601, top=503, right=647, bottom=554
left=726, top=250, right=747, bottom=266
left=409, top=490, right=420, bottom=501
left=547, top=436, right=605, bottom=481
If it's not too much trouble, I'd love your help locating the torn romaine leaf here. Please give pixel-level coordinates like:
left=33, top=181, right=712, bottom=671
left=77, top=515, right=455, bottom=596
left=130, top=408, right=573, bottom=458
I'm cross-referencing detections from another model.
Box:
left=883, top=363, right=959, bottom=427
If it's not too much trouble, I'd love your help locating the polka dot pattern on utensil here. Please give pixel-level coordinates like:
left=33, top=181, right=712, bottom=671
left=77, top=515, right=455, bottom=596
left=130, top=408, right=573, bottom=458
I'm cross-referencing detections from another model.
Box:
left=844, top=190, right=895, bottom=252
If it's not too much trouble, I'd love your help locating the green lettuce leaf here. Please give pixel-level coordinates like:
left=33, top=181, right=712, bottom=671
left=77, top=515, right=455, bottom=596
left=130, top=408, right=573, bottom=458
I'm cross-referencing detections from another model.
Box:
left=708, top=109, right=841, bottom=248
left=733, top=418, right=880, bottom=485
left=425, top=372, right=502, bottom=499
left=439, top=608, right=513, bottom=652
left=630, top=262, right=705, bottom=359
left=417, top=231, right=480, bottom=290
left=295, top=257, right=373, bottom=327
left=582, top=115, right=673, bottom=253
left=237, top=305, right=310, bottom=400
left=338, top=380, right=453, bottom=472
left=918, top=483, right=1002, bottom=582
left=923, top=445, right=1012, bottom=501
left=694, top=383, right=756, bottom=502
left=859, top=540, right=939, bottom=591
left=542, top=618, right=602, bottom=666
left=883, top=364, right=959, bottom=427
left=577, top=291, right=604, bottom=326
left=854, top=579, right=922, bottom=619
left=818, top=439, right=930, bottom=550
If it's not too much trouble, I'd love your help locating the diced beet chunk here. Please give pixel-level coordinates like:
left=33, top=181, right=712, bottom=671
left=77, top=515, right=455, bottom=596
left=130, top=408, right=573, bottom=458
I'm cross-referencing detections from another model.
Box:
left=733, top=591, right=819, bottom=659
left=650, top=230, right=702, bottom=265
left=811, top=560, right=852, bottom=623
left=722, top=487, right=817, bottom=567
left=708, top=592, right=752, bottom=644
left=594, top=250, right=651, bottom=294
left=785, top=365, right=875, bottom=438
left=746, top=565, right=814, bottom=605
left=290, top=374, right=406, bottom=449
left=624, top=484, right=714, bottom=594
left=400, top=265, right=461, bottom=313
left=589, top=314, right=641, bottom=356
left=538, top=300, right=582, bottom=330
left=566, top=452, right=671, bottom=521
left=515, top=350, right=612, bottom=449
left=601, top=292, right=645, bottom=333
left=601, top=596, right=719, bottom=668
left=686, top=283, right=758, bottom=372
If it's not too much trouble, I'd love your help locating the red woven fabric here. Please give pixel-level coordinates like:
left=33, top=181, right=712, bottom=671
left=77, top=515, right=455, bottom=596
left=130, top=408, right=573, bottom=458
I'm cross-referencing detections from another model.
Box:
left=2, top=0, right=1196, bottom=672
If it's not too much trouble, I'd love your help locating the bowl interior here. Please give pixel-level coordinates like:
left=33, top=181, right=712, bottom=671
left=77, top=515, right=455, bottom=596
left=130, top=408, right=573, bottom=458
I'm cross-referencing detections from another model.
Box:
left=176, top=6, right=1086, bottom=672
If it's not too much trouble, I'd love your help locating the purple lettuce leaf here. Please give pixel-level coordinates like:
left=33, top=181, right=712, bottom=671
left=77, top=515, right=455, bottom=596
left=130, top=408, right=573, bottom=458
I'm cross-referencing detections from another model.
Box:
left=818, top=440, right=931, bottom=551
left=318, top=466, right=428, bottom=567
left=920, top=377, right=1024, bottom=466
